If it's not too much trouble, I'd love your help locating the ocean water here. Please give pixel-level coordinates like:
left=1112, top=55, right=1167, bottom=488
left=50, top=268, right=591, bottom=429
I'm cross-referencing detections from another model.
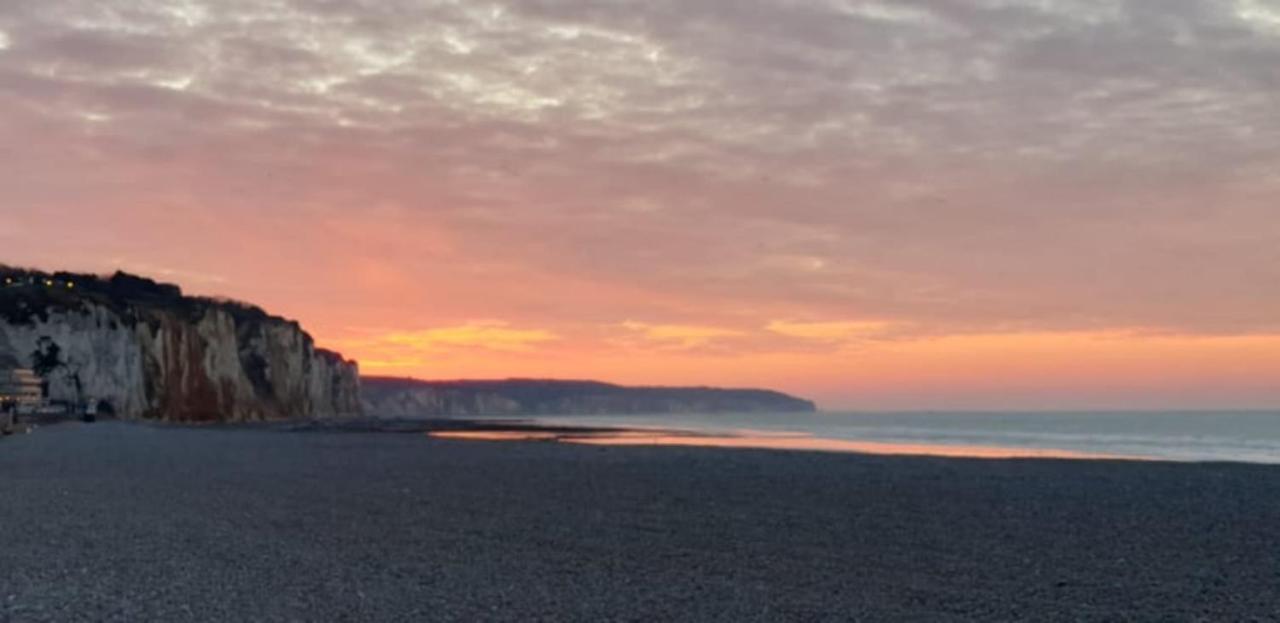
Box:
left=522, top=411, right=1280, bottom=464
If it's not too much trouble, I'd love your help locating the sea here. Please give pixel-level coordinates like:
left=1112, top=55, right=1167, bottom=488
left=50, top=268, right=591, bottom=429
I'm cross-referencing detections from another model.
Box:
left=519, top=410, right=1280, bottom=464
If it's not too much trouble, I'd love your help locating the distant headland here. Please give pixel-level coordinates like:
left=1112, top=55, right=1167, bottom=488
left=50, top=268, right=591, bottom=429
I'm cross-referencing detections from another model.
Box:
left=362, top=377, right=817, bottom=417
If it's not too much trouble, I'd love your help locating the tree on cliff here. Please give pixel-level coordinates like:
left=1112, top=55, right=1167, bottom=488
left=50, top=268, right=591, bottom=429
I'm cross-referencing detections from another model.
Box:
left=31, top=336, right=83, bottom=405
left=30, top=337, right=61, bottom=378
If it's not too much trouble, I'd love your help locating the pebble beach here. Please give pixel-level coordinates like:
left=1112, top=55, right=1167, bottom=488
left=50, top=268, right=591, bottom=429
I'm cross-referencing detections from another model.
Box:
left=2, top=421, right=1279, bottom=621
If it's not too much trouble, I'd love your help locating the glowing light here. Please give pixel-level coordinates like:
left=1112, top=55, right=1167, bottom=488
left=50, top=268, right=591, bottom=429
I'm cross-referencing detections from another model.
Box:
left=767, top=320, right=892, bottom=341
left=332, top=322, right=560, bottom=365
left=430, top=428, right=1136, bottom=461
left=619, top=321, right=744, bottom=348
left=565, top=432, right=1132, bottom=460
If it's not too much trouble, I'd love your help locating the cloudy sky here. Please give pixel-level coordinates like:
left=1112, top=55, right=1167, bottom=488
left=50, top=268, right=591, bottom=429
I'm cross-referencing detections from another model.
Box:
left=2, top=0, right=1279, bottom=409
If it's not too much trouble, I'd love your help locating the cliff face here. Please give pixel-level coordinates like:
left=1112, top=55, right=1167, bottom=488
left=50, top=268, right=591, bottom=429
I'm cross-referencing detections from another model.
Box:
left=0, top=269, right=360, bottom=422
left=362, top=377, right=817, bottom=417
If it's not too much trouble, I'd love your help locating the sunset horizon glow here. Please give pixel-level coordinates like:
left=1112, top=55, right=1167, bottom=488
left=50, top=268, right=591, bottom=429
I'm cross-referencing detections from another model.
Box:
left=3, top=1, right=1278, bottom=410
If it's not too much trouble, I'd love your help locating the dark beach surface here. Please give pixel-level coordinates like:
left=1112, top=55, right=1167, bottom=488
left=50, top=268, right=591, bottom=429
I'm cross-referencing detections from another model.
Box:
left=2, top=421, right=1279, bottom=622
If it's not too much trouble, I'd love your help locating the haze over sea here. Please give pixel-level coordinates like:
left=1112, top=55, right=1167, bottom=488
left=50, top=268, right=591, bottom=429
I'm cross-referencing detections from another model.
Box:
left=519, top=411, right=1280, bottom=465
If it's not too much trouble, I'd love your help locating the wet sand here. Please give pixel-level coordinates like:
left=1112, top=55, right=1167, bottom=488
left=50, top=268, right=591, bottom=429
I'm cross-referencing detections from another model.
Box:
left=2, top=421, right=1279, bottom=621
left=429, top=429, right=1134, bottom=460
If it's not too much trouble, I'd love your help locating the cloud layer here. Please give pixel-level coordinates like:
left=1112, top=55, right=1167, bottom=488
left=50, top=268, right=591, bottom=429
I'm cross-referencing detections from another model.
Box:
left=2, top=1, right=1279, bottom=406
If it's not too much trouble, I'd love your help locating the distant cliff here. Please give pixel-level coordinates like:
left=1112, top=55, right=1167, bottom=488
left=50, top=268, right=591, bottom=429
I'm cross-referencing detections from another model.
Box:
left=362, top=377, right=817, bottom=417
left=0, top=267, right=361, bottom=422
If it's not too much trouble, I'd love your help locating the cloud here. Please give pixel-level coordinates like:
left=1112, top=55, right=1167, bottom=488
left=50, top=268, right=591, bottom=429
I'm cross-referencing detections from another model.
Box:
left=766, top=320, right=893, bottom=342
left=0, top=0, right=1278, bottom=347
left=331, top=321, right=560, bottom=370
left=382, top=322, right=558, bottom=352
left=1235, top=0, right=1280, bottom=35
left=619, top=321, right=745, bottom=349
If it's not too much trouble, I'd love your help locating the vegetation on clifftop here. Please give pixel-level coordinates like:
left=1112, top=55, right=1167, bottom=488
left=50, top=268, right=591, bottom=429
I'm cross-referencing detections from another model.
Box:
left=3, top=266, right=289, bottom=331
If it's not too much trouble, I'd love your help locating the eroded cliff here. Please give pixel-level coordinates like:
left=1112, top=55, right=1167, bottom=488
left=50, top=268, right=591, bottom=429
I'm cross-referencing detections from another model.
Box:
left=0, top=269, right=360, bottom=421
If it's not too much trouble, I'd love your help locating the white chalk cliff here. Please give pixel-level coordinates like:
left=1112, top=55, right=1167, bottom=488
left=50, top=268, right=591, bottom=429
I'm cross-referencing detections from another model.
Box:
left=0, top=270, right=360, bottom=421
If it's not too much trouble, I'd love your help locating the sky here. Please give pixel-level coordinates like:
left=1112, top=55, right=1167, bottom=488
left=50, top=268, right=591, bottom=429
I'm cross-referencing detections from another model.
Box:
left=1, top=0, right=1279, bottom=410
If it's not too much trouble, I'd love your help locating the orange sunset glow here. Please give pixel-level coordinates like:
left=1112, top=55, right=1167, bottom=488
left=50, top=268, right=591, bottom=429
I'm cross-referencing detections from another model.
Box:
left=3, top=1, right=1279, bottom=410
left=430, top=429, right=1131, bottom=460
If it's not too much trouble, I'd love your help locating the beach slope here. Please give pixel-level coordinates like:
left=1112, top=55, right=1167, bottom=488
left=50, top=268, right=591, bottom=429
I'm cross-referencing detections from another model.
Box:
left=1, top=422, right=1278, bottom=621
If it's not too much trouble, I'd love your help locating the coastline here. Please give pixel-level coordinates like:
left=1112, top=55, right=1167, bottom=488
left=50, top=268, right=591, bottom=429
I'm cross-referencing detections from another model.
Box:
left=270, top=416, right=1158, bottom=463
left=33, top=413, right=1266, bottom=463
left=429, top=428, right=1139, bottom=461
left=3, top=421, right=1279, bottom=620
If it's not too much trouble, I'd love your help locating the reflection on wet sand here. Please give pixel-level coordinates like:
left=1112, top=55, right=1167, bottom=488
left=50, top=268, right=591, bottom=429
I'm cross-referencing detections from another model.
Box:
left=430, top=429, right=1133, bottom=461
left=431, top=431, right=563, bottom=442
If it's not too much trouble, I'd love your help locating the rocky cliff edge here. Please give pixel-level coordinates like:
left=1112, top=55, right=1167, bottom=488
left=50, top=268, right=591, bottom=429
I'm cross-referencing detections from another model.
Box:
left=0, top=267, right=360, bottom=422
